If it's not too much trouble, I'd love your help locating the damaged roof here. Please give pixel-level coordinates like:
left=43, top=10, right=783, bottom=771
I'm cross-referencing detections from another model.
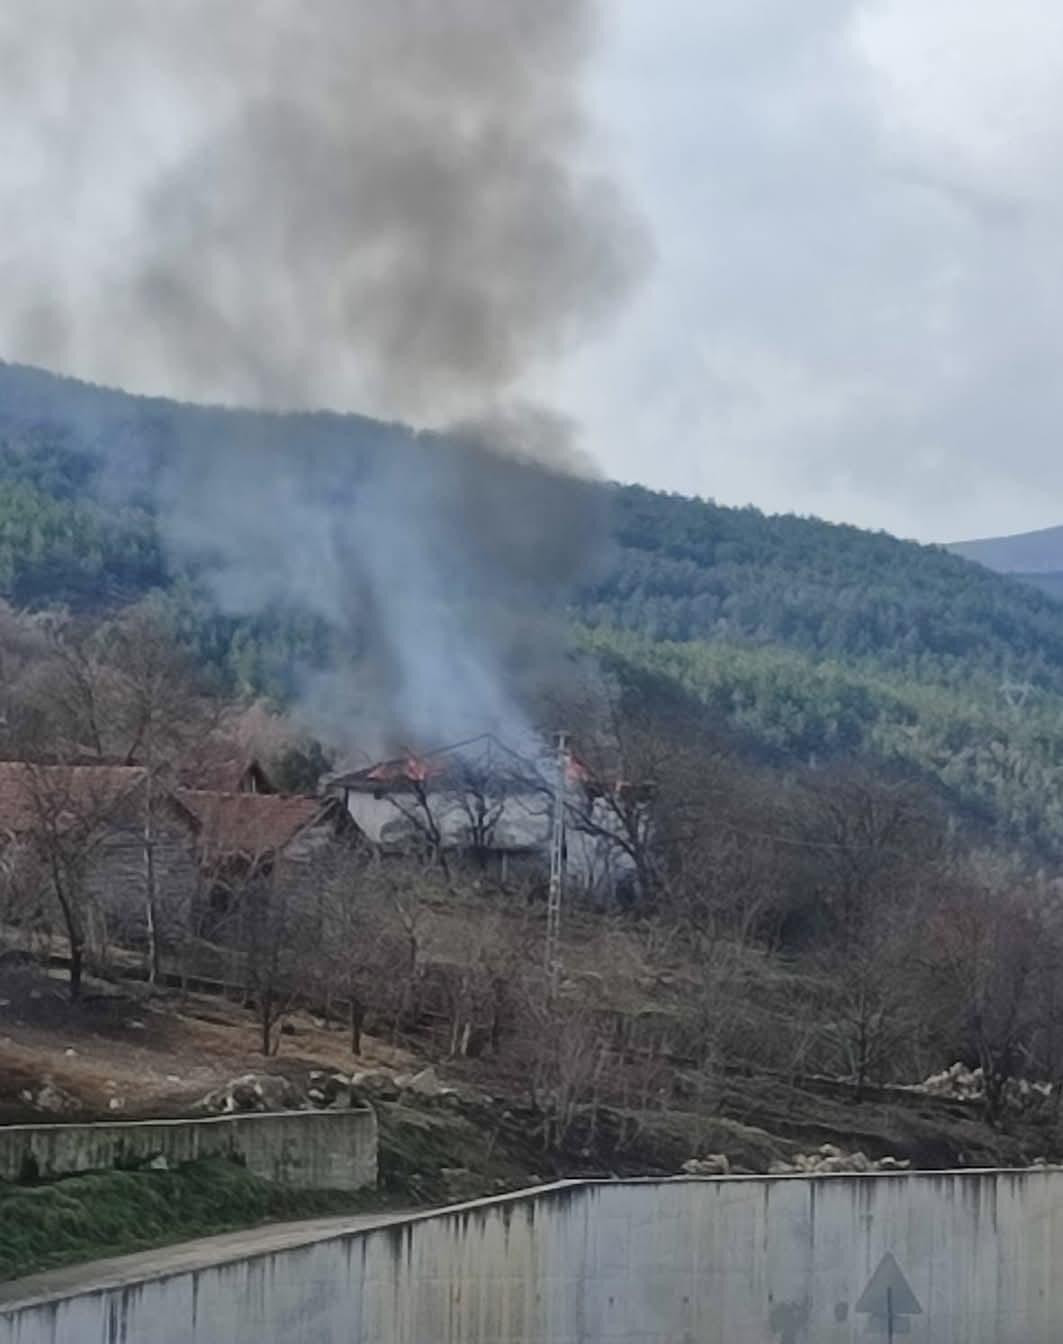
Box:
left=330, top=733, right=551, bottom=794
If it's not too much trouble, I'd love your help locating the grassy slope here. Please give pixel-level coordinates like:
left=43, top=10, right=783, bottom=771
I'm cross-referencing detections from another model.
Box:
left=0, top=1157, right=388, bottom=1283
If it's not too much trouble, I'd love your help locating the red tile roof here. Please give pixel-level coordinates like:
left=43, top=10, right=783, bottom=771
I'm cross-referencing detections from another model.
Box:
left=176, top=790, right=331, bottom=860
left=0, top=763, right=336, bottom=866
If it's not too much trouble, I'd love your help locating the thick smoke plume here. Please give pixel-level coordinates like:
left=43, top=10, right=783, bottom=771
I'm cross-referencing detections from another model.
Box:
left=0, top=2, right=646, bottom=754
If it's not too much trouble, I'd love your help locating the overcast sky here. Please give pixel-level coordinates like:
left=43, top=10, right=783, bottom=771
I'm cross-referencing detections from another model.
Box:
left=558, top=0, right=1063, bottom=542
left=4, top=3, right=1063, bottom=543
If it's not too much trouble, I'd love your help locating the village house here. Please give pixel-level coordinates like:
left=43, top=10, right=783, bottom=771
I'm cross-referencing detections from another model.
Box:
left=173, top=789, right=357, bottom=1007
left=0, top=761, right=202, bottom=958
left=326, top=734, right=640, bottom=901
left=175, top=789, right=352, bottom=915
left=0, top=761, right=353, bottom=972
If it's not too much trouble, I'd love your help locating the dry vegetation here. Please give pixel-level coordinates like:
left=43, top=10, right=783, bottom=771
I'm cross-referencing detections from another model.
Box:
left=2, top=600, right=1063, bottom=1197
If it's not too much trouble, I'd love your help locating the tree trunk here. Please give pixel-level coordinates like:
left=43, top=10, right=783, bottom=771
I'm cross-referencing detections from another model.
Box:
left=854, top=1015, right=869, bottom=1104
left=350, top=995, right=365, bottom=1058
left=68, top=939, right=83, bottom=1001
left=143, top=751, right=160, bottom=985
left=52, top=873, right=83, bottom=1002
left=260, top=987, right=274, bottom=1056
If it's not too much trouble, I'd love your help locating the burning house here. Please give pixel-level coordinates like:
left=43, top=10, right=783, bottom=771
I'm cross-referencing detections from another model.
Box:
left=327, top=733, right=642, bottom=901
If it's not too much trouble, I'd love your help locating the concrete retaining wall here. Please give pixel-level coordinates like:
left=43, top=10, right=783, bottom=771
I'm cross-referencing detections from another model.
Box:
left=0, top=1109, right=377, bottom=1191
left=2, top=1168, right=1062, bottom=1342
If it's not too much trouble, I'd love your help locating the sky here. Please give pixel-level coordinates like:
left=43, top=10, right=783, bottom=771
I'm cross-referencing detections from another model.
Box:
left=3, top=2, right=1063, bottom=543
left=559, top=0, right=1063, bottom=542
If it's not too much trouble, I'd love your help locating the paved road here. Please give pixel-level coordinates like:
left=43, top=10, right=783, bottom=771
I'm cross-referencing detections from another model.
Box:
left=0, top=1209, right=416, bottom=1312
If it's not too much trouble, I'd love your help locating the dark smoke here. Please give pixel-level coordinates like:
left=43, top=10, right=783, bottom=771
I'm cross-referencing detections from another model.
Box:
left=0, top=2, right=647, bottom=753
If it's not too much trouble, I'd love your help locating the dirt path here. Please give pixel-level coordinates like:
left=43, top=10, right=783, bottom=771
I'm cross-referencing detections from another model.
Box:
left=0, top=1208, right=421, bottom=1311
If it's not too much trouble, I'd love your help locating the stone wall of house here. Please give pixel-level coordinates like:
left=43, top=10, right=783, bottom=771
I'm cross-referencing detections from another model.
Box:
left=83, top=801, right=202, bottom=946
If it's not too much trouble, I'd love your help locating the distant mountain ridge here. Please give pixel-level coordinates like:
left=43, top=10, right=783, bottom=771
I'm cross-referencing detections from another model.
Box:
left=951, top=524, right=1063, bottom=575
left=949, top=524, right=1063, bottom=602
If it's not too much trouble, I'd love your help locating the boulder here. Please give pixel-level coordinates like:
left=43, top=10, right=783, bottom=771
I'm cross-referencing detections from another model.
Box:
left=816, top=1155, right=851, bottom=1173
left=768, top=1148, right=911, bottom=1176
left=32, top=1081, right=79, bottom=1114
left=404, top=1066, right=443, bottom=1098
left=681, top=1153, right=731, bottom=1177
left=308, top=1072, right=354, bottom=1109
left=351, top=1070, right=399, bottom=1101
left=196, top=1073, right=302, bottom=1114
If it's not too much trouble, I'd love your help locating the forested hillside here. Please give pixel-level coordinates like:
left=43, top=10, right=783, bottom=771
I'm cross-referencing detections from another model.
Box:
left=4, top=360, right=1063, bottom=854
left=595, top=486, right=1063, bottom=692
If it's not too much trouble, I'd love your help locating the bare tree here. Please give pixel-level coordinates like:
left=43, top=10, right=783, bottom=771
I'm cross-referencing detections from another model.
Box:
left=449, top=756, right=519, bottom=874
left=10, top=606, right=216, bottom=984
left=17, top=764, right=133, bottom=999
left=781, top=768, right=947, bottom=1094
left=927, top=871, right=1053, bottom=1124
left=515, top=982, right=609, bottom=1152
left=813, top=901, right=925, bottom=1098
left=433, top=888, right=532, bottom=1059
left=377, top=858, right=439, bottom=1040
left=316, top=855, right=412, bottom=1057
left=0, top=837, right=47, bottom=954
left=235, top=860, right=323, bottom=1056
left=102, top=606, right=214, bottom=983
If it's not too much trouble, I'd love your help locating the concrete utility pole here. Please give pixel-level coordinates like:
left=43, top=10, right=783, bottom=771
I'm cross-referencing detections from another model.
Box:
left=544, top=730, right=570, bottom=996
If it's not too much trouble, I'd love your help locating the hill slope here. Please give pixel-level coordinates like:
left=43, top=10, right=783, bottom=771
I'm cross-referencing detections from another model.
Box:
left=949, top=524, right=1063, bottom=601
left=595, top=487, right=1063, bottom=694
left=5, top=361, right=1063, bottom=682
left=6, top=360, right=1063, bottom=851
left=951, top=523, right=1063, bottom=575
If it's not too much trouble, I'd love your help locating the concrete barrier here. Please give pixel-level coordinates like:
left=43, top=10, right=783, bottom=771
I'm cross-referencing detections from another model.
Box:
left=0, top=1109, right=377, bottom=1191
left=2, top=1170, right=1062, bottom=1341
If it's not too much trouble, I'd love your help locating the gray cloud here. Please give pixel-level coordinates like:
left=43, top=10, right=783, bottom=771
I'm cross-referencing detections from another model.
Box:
left=561, top=0, right=1063, bottom=541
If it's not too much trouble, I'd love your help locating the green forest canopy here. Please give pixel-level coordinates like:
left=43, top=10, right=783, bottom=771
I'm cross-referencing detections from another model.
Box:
left=4, top=360, right=1063, bottom=855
